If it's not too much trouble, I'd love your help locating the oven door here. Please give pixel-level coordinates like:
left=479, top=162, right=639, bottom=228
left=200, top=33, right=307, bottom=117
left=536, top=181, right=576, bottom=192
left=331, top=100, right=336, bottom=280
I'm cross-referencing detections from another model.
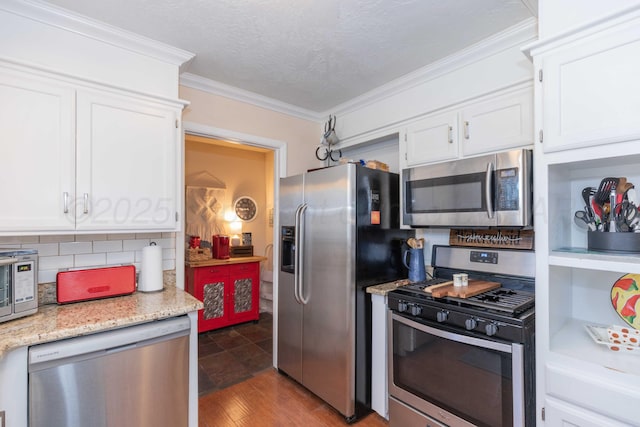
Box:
left=388, top=311, right=525, bottom=427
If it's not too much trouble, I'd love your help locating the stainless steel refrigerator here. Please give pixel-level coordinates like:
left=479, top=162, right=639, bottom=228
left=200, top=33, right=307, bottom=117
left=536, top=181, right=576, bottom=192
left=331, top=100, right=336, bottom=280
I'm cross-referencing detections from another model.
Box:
left=277, top=163, right=413, bottom=422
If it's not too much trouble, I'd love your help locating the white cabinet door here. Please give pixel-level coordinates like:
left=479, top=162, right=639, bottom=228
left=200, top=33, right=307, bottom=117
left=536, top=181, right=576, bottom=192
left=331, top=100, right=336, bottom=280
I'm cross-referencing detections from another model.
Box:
left=76, top=90, right=179, bottom=231
left=460, top=87, right=533, bottom=157
left=0, top=347, right=28, bottom=427
left=0, top=71, right=75, bottom=233
left=545, top=397, right=631, bottom=427
left=404, top=111, right=458, bottom=166
left=541, top=20, right=640, bottom=152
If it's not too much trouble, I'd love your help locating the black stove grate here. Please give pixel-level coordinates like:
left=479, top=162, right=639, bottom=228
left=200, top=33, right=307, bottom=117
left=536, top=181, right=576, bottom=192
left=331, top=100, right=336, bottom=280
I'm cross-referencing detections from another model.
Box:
left=452, top=288, right=534, bottom=315
left=397, top=278, right=534, bottom=316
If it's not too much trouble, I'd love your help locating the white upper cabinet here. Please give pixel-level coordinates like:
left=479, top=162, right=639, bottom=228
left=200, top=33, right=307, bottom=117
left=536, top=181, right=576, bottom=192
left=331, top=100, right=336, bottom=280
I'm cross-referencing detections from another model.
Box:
left=459, top=87, right=533, bottom=157
left=401, top=84, right=533, bottom=168
left=76, top=90, right=179, bottom=231
left=0, top=69, right=76, bottom=232
left=0, top=63, right=184, bottom=235
left=540, top=16, right=640, bottom=152
left=404, top=111, right=459, bottom=166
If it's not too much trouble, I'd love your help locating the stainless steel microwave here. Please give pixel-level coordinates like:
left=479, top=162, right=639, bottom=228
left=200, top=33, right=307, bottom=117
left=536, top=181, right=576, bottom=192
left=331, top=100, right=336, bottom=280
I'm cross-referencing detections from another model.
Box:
left=402, top=149, right=533, bottom=228
left=0, top=248, right=38, bottom=323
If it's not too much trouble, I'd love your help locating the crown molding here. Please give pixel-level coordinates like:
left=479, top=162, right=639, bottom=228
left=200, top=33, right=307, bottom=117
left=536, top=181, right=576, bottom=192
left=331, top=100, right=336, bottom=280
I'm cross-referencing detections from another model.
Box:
left=522, top=3, right=640, bottom=58
left=1, top=0, right=195, bottom=70
left=328, top=17, right=538, bottom=117
left=180, top=18, right=537, bottom=122
left=180, top=73, right=323, bottom=122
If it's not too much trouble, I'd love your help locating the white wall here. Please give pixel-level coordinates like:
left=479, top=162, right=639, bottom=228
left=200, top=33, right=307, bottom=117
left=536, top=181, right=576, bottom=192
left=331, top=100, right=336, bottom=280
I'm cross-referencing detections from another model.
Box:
left=0, top=233, right=175, bottom=284
left=180, top=86, right=321, bottom=177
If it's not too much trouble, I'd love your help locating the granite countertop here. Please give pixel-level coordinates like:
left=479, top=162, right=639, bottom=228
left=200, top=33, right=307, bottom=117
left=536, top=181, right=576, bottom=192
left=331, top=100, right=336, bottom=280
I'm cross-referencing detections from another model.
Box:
left=186, top=256, right=267, bottom=268
left=0, top=284, right=203, bottom=358
left=367, top=279, right=411, bottom=296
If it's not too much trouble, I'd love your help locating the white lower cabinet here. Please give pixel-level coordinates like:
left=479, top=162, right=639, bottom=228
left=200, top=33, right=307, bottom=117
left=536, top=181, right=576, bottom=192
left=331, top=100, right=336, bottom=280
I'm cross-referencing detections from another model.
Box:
left=0, top=62, right=184, bottom=234
left=0, top=346, right=28, bottom=427
left=370, top=293, right=389, bottom=419
left=545, top=396, right=632, bottom=427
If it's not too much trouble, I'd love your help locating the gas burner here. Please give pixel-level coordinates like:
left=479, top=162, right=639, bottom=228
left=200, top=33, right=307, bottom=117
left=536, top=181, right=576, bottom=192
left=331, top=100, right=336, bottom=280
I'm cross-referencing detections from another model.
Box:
left=460, top=288, right=534, bottom=315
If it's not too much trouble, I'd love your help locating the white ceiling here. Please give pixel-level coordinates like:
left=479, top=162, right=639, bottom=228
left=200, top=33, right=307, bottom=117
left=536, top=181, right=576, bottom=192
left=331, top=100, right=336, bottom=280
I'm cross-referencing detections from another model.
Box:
left=41, top=0, right=537, bottom=114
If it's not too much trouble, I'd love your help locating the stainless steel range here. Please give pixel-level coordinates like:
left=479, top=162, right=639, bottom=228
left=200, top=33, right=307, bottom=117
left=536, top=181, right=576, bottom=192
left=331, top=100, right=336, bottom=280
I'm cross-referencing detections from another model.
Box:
left=387, top=245, right=535, bottom=427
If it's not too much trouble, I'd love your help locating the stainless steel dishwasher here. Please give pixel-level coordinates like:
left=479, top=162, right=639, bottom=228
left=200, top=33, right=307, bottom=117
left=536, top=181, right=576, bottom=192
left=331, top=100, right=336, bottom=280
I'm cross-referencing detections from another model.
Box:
left=28, top=316, right=190, bottom=427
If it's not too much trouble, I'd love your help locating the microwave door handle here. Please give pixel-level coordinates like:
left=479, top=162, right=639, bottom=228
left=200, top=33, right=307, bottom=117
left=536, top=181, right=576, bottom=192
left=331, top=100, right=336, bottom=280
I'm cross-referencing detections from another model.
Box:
left=298, top=204, right=309, bottom=305
left=485, top=162, right=495, bottom=219
left=0, top=258, right=17, bottom=267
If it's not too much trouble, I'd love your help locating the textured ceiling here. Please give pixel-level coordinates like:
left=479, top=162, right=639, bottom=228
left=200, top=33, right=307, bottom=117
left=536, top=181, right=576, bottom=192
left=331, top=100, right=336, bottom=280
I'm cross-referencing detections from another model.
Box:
left=41, top=0, right=536, bottom=113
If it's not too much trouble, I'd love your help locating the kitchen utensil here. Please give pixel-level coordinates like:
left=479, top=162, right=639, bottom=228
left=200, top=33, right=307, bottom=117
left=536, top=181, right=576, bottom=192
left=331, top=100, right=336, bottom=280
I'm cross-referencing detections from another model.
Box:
left=616, top=200, right=640, bottom=232
left=626, top=187, right=639, bottom=206
left=609, top=189, right=618, bottom=232
left=407, top=237, right=418, bottom=249
left=590, top=197, right=604, bottom=230
left=430, top=279, right=501, bottom=298
left=574, top=210, right=596, bottom=231
left=594, top=177, right=620, bottom=206
left=423, top=280, right=454, bottom=293
left=581, top=187, right=596, bottom=220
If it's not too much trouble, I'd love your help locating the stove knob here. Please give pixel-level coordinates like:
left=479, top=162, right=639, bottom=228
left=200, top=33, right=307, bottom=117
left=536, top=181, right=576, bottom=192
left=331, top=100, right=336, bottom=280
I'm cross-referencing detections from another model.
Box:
left=485, top=323, right=499, bottom=336
left=410, top=305, right=422, bottom=316
left=436, top=311, right=449, bottom=323
left=465, top=318, right=477, bottom=330
left=397, top=301, right=408, bottom=313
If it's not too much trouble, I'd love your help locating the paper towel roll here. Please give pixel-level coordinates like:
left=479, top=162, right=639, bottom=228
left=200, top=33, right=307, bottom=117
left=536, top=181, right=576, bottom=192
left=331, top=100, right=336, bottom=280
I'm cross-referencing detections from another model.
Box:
left=138, top=243, right=163, bottom=292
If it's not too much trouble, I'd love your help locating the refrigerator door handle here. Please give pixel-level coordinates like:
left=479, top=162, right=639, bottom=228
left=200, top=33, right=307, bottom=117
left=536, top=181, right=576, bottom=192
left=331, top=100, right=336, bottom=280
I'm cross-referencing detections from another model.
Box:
left=293, top=203, right=307, bottom=304
left=298, top=203, right=309, bottom=305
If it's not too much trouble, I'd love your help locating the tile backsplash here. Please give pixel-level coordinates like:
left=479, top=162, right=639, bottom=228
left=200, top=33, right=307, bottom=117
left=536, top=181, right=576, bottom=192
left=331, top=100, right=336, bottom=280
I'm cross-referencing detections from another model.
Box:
left=0, top=233, right=176, bottom=284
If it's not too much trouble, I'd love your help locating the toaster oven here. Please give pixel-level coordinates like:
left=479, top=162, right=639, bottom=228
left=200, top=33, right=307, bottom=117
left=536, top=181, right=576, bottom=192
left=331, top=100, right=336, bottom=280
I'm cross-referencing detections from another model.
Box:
left=0, top=248, right=38, bottom=323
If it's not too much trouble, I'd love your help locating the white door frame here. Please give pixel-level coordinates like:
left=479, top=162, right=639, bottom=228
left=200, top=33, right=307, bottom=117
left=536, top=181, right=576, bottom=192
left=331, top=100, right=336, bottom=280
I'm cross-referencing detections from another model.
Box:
left=180, top=121, right=287, bottom=368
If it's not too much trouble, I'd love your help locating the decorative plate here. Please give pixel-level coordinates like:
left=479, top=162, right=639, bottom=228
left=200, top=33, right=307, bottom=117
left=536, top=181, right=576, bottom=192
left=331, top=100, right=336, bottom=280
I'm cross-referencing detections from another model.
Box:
left=611, top=273, right=640, bottom=329
left=585, top=324, right=640, bottom=354
left=234, top=196, right=257, bottom=222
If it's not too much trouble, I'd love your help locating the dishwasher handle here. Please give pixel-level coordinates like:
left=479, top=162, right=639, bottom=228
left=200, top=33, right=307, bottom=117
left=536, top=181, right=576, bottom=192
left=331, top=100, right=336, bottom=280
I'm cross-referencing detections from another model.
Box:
left=29, top=316, right=190, bottom=368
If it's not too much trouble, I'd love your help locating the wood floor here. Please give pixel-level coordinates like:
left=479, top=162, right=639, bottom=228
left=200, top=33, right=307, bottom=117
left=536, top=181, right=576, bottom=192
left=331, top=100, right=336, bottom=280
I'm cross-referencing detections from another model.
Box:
left=198, top=369, right=389, bottom=427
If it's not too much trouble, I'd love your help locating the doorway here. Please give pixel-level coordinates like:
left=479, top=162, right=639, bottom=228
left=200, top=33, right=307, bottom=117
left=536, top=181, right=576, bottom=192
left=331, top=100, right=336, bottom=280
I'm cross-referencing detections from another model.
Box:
left=182, top=121, right=286, bottom=366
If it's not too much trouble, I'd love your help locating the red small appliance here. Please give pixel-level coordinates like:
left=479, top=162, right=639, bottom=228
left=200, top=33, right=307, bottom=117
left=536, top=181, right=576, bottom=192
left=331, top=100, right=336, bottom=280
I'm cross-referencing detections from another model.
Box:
left=212, top=235, right=230, bottom=259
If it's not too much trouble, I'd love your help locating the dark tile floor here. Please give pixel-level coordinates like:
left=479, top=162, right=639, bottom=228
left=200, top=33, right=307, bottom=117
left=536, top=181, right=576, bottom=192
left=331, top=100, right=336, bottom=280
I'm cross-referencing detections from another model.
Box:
left=197, top=312, right=273, bottom=396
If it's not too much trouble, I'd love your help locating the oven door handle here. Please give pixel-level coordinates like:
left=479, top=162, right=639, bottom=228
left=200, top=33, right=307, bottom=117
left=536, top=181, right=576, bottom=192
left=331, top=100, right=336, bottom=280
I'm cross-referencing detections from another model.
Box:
left=391, top=312, right=513, bottom=353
